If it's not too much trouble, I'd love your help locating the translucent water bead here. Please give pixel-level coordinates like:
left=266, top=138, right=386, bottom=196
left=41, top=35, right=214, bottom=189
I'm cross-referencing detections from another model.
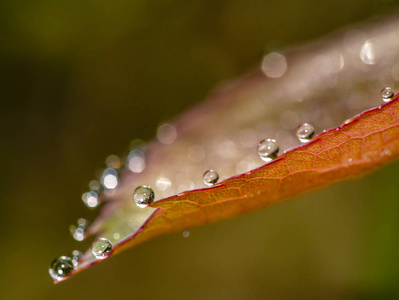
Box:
left=91, top=238, right=112, bottom=259
left=203, top=170, right=219, bottom=186
left=257, top=139, right=279, bottom=162
left=296, top=123, right=315, bottom=143
left=133, top=185, right=155, bottom=208
left=381, top=87, right=394, bottom=102
left=49, top=256, right=74, bottom=280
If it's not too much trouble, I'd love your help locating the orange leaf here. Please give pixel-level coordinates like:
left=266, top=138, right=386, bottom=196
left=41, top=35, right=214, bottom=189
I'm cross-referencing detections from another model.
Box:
left=53, top=16, right=399, bottom=282
left=56, top=93, right=399, bottom=283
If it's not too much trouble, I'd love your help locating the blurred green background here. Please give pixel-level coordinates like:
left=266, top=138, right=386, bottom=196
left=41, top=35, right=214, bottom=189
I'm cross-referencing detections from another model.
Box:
left=1, top=1, right=399, bottom=299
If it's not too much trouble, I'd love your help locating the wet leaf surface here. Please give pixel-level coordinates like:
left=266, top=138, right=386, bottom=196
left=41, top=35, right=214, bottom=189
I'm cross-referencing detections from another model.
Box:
left=53, top=15, right=399, bottom=283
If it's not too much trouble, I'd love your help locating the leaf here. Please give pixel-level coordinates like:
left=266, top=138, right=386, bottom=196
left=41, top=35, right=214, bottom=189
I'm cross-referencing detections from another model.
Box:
left=54, top=15, right=399, bottom=282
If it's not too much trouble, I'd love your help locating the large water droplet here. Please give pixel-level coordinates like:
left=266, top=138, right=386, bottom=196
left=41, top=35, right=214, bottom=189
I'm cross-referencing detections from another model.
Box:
left=381, top=87, right=394, bottom=102
left=82, top=191, right=99, bottom=208
left=101, top=168, right=118, bottom=189
left=69, top=218, right=90, bottom=241
left=49, top=256, right=74, bottom=280
left=92, top=238, right=112, bottom=259
left=296, top=123, right=315, bottom=143
left=71, top=250, right=83, bottom=267
left=133, top=185, right=155, bottom=208
left=257, top=139, right=279, bottom=162
left=203, top=170, right=219, bottom=186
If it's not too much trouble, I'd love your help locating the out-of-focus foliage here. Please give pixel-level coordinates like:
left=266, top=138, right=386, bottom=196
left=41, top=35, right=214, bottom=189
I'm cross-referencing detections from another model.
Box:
left=1, top=0, right=399, bottom=299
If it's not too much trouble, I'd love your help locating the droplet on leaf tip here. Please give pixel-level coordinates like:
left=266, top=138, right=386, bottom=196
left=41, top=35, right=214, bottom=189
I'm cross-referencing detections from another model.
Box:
left=133, top=185, right=155, bottom=208
left=257, top=139, right=279, bottom=162
left=91, top=238, right=112, bottom=259
left=203, top=170, right=219, bottom=186
left=381, top=87, right=394, bottom=102
left=49, top=256, right=74, bottom=280
left=296, top=123, right=315, bottom=143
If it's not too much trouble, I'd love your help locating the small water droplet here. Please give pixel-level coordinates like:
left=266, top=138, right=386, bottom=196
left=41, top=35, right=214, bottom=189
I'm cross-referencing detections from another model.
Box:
left=182, top=230, right=190, bottom=238
left=49, top=256, right=74, bottom=280
left=203, top=170, right=219, bottom=186
left=71, top=250, right=83, bottom=267
left=381, top=87, right=394, bottom=102
left=133, top=185, right=155, bottom=208
left=296, top=123, right=315, bottom=143
left=82, top=191, right=99, bottom=208
left=69, top=218, right=90, bottom=241
left=101, top=168, right=118, bottom=189
left=92, top=238, right=112, bottom=259
left=257, top=139, right=279, bottom=162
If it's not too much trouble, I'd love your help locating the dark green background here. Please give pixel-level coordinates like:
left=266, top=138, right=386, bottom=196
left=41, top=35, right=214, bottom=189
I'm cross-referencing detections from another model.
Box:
left=1, top=1, right=399, bottom=299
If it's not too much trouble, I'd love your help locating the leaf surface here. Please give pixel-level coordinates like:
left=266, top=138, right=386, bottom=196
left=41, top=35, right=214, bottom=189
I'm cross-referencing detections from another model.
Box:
left=54, top=15, right=399, bottom=283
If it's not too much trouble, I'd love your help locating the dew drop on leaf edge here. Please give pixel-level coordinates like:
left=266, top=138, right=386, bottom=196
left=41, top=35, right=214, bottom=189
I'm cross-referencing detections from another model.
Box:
left=296, top=123, right=315, bottom=143
left=381, top=87, right=394, bottom=102
left=91, top=238, right=112, bottom=259
left=203, top=170, right=219, bottom=186
left=133, top=185, right=155, bottom=208
left=49, top=256, right=74, bottom=280
left=257, top=139, right=279, bottom=162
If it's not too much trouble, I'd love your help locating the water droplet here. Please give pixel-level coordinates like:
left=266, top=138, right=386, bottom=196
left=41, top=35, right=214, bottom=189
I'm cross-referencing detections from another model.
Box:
left=381, top=87, right=394, bottom=102
left=101, top=168, right=118, bottom=189
left=69, top=218, right=90, bottom=241
left=133, top=185, right=155, bottom=208
left=82, top=191, right=99, bottom=208
left=71, top=250, right=83, bottom=267
left=91, top=238, right=112, bottom=259
left=182, top=230, right=190, bottom=238
left=49, top=256, right=74, bottom=280
left=257, top=139, right=279, bottom=162
left=296, top=123, right=315, bottom=143
left=203, top=170, right=219, bottom=186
